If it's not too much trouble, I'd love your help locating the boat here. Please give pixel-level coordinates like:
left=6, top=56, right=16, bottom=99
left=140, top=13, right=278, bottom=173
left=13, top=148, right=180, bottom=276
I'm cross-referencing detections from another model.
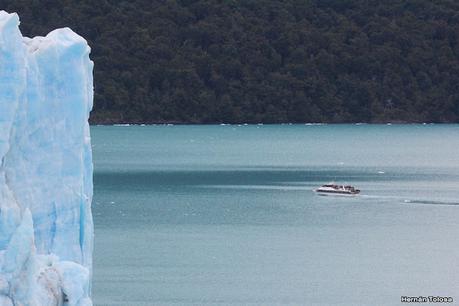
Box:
left=314, top=183, right=360, bottom=195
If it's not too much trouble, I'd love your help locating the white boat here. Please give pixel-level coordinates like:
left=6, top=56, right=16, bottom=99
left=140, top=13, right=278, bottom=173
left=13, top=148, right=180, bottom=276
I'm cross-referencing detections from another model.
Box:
left=314, top=183, right=360, bottom=195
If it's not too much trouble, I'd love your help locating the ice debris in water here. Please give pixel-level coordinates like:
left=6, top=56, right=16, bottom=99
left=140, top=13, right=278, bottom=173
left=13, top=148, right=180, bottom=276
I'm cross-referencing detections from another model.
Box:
left=0, top=11, right=93, bottom=306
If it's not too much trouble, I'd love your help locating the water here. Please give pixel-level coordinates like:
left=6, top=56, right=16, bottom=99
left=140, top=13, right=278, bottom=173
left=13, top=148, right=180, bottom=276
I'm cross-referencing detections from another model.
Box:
left=91, top=124, right=459, bottom=305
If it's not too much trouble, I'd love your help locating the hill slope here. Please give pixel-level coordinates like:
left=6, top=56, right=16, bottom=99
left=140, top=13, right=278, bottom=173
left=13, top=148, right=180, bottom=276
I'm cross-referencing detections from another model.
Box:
left=4, top=0, right=459, bottom=123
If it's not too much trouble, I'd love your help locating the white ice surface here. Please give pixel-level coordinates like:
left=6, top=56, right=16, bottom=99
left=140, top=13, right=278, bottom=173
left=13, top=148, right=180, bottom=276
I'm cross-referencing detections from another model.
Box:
left=0, top=11, right=93, bottom=306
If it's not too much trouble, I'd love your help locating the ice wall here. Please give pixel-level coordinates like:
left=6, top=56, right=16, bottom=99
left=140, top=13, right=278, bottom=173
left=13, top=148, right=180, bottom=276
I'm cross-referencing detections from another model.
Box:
left=0, top=11, right=93, bottom=306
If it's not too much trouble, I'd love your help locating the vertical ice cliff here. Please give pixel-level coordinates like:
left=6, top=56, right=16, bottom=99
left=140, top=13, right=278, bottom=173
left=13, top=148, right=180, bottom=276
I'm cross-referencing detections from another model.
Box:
left=0, top=11, right=93, bottom=306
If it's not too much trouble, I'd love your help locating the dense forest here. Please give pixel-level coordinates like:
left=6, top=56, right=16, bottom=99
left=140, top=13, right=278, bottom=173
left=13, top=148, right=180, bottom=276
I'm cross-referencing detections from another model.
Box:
left=2, top=0, right=459, bottom=123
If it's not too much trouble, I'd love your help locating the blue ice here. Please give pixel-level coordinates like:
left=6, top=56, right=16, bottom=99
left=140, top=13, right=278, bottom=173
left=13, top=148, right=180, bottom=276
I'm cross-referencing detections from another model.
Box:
left=0, top=11, right=93, bottom=306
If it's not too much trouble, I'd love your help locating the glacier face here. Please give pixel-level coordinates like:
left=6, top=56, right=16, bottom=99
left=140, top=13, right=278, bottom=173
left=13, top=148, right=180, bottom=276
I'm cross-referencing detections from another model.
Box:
left=0, top=11, right=93, bottom=306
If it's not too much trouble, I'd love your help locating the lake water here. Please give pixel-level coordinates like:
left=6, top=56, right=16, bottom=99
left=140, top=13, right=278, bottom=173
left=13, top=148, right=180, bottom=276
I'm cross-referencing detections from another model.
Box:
left=91, top=124, right=459, bottom=306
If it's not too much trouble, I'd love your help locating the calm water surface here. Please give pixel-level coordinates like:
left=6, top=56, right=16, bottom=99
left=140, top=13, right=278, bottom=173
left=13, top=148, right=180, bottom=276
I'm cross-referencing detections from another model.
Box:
left=91, top=124, right=459, bottom=305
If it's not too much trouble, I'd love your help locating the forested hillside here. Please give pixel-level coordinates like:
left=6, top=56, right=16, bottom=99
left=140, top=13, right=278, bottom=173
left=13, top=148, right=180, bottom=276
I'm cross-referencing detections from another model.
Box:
left=3, top=0, right=459, bottom=123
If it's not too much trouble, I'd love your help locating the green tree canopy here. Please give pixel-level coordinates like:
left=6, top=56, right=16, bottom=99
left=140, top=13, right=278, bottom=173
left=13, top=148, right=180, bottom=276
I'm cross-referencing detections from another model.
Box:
left=4, top=0, right=459, bottom=123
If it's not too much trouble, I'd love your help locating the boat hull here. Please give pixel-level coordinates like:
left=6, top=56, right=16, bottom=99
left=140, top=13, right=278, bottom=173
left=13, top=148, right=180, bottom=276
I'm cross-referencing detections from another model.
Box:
left=313, top=189, right=360, bottom=196
left=314, top=191, right=359, bottom=197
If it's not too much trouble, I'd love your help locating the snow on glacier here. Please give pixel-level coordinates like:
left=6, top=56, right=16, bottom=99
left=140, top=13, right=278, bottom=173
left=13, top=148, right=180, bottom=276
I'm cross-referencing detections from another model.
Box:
left=0, top=11, right=93, bottom=306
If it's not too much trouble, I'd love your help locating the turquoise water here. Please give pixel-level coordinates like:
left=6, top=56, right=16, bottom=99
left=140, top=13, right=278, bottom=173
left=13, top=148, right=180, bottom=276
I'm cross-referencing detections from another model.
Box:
left=91, top=124, right=459, bottom=305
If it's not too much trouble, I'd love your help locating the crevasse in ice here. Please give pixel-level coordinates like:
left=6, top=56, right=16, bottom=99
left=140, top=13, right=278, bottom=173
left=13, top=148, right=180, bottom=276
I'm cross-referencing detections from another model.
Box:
left=0, top=11, right=93, bottom=306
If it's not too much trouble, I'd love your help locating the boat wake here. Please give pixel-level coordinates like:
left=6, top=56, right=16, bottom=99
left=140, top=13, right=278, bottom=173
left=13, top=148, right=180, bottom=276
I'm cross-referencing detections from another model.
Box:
left=336, top=194, right=459, bottom=206
left=402, top=199, right=459, bottom=206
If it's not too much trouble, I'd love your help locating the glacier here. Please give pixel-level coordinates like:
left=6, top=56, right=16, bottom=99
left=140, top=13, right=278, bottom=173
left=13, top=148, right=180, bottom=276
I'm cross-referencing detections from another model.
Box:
left=0, top=11, right=93, bottom=306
